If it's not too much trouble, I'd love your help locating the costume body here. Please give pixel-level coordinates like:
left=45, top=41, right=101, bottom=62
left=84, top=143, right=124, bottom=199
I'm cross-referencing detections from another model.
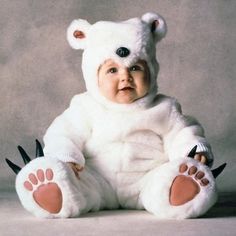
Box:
left=10, top=12, right=225, bottom=219
left=43, top=91, right=213, bottom=210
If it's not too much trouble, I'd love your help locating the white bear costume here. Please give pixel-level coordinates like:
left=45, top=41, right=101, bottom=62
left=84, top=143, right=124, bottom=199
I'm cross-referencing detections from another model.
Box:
left=13, top=12, right=223, bottom=219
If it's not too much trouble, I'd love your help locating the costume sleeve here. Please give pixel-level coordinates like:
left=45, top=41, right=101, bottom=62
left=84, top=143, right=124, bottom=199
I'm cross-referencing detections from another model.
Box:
left=43, top=95, right=91, bottom=166
left=163, top=97, right=214, bottom=166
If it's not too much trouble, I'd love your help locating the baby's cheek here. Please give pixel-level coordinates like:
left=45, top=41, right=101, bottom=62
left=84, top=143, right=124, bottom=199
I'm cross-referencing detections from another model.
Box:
left=106, top=83, right=117, bottom=96
left=99, top=82, right=117, bottom=101
left=139, top=83, right=149, bottom=97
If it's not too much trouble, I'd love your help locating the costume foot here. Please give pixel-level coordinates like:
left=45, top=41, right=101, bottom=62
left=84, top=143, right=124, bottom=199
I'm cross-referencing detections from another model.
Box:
left=169, top=163, right=210, bottom=206
left=15, top=157, right=85, bottom=218
left=141, top=158, right=217, bottom=219
left=23, top=168, right=62, bottom=213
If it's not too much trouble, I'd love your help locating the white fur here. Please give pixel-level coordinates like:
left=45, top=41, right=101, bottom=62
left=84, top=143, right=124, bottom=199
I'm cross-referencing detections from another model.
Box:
left=15, top=13, right=217, bottom=219
left=44, top=93, right=213, bottom=171
left=16, top=158, right=86, bottom=218
left=67, top=19, right=91, bottom=49
left=142, top=12, right=167, bottom=42
left=41, top=93, right=215, bottom=218
left=140, top=158, right=217, bottom=219
left=16, top=157, right=118, bottom=218
left=67, top=13, right=163, bottom=109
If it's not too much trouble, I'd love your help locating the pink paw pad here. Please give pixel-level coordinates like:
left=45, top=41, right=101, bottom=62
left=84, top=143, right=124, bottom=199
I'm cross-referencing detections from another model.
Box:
left=180, top=164, right=209, bottom=186
left=169, top=163, right=210, bottom=206
left=23, top=168, right=62, bottom=214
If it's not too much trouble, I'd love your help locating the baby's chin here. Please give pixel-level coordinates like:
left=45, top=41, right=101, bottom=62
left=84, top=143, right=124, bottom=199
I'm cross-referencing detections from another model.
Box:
left=111, top=92, right=148, bottom=104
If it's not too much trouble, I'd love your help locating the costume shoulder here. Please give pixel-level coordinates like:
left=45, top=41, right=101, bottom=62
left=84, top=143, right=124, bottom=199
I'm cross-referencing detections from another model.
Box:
left=59, top=92, right=92, bottom=122
left=69, top=92, right=90, bottom=107
left=153, top=94, right=182, bottom=115
left=68, top=92, right=97, bottom=112
left=67, top=92, right=104, bottom=122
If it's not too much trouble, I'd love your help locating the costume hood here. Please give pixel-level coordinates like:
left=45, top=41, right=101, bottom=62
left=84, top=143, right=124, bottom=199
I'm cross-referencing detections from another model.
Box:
left=67, top=12, right=167, bottom=111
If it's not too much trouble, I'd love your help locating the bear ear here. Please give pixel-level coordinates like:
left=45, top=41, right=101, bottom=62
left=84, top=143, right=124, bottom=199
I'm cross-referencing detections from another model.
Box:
left=142, top=12, right=167, bottom=43
left=67, top=19, right=91, bottom=50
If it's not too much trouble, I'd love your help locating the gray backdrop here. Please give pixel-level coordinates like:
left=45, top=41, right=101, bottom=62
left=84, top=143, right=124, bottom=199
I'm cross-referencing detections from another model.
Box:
left=1, top=0, right=235, bottom=192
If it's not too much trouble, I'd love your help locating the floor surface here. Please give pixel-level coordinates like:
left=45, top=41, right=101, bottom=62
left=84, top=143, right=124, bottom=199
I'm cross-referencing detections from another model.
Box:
left=0, top=190, right=235, bottom=236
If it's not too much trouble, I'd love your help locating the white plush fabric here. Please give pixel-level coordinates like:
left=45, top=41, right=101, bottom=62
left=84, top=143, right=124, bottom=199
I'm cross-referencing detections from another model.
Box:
left=42, top=92, right=216, bottom=218
left=140, top=158, right=217, bottom=219
left=16, top=157, right=83, bottom=218
left=16, top=157, right=119, bottom=218
left=44, top=93, right=213, bottom=171
left=67, top=12, right=166, bottom=109
left=15, top=12, right=217, bottom=219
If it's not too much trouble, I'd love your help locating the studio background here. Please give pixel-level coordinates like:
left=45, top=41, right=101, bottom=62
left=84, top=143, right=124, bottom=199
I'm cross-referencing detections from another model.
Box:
left=1, top=0, right=235, bottom=193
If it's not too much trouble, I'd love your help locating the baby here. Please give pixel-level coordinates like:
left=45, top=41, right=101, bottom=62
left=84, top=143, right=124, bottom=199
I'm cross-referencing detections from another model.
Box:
left=68, top=58, right=208, bottom=174
left=9, top=12, right=225, bottom=219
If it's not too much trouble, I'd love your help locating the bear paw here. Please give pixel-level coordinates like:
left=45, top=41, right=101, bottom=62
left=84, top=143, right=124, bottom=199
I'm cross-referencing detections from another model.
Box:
left=23, top=168, right=62, bottom=214
left=169, top=163, right=210, bottom=206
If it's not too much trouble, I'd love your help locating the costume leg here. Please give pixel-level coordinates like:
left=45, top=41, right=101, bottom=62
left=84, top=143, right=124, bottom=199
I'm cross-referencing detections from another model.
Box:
left=139, top=158, right=218, bottom=219
left=16, top=157, right=118, bottom=218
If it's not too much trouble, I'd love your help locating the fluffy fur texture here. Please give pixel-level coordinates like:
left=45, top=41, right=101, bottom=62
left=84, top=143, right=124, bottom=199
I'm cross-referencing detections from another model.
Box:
left=67, top=12, right=166, bottom=110
left=140, top=158, right=217, bottom=219
left=16, top=157, right=118, bottom=218
left=15, top=12, right=218, bottom=219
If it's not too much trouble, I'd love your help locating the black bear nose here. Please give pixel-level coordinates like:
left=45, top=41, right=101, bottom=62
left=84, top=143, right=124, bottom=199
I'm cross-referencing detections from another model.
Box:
left=116, top=47, right=130, bottom=57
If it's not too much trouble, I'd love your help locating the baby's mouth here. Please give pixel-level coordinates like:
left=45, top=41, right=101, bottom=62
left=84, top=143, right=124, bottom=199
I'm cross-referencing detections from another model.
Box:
left=119, top=86, right=134, bottom=91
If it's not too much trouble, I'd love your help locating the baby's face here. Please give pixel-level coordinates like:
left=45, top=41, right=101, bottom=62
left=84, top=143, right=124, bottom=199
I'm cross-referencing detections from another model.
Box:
left=98, top=59, right=150, bottom=104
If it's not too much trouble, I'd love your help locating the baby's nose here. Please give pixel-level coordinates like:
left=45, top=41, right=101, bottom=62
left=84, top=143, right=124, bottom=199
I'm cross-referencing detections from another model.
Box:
left=120, top=70, right=132, bottom=82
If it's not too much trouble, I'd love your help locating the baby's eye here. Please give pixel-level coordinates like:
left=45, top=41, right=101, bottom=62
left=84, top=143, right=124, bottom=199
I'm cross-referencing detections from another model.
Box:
left=130, top=65, right=142, bottom=72
left=107, top=67, right=118, bottom=74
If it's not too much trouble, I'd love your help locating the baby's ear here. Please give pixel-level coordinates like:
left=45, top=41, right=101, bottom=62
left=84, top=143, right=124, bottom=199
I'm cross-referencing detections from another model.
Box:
left=142, top=12, right=167, bottom=43
left=67, top=19, right=91, bottom=50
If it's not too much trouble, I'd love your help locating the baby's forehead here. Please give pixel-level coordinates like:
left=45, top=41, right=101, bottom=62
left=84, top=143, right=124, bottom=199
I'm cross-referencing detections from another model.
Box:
left=101, top=59, right=147, bottom=68
left=102, top=59, right=118, bottom=67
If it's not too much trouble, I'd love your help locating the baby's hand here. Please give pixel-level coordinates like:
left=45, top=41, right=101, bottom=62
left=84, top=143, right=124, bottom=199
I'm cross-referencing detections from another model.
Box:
left=193, top=153, right=208, bottom=165
left=67, top=162, right=84, bottom=179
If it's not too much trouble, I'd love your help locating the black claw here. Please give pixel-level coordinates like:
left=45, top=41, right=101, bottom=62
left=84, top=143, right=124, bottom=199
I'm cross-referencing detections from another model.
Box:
left=212, top=163, right=227, bottom=178
left=188, top=145, right=198, bottom=158
left=5, top=158, right=21, bottom=174
left=36, top=139, right=44, bottom=157
left=17, top=145, right=31, bottom=164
